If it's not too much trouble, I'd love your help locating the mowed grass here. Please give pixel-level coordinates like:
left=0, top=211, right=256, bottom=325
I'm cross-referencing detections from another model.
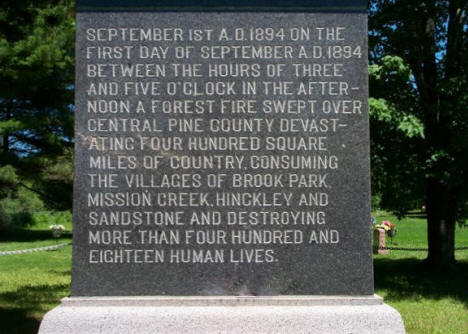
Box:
left=0, top=247, right=71, bottom=334
left=0, top=212, right=72, bottom=333
left=373, top=210, right=468, bottom=249
left=373, top=211, right=468, bottom=334
left=375, top=257, right=468, bottom=334
left=0, top=212, right=467, bottom=334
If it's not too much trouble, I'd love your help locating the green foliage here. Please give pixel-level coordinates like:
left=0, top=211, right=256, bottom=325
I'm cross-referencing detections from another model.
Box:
left=0, top=187, right=43, bottom=231
left=370, top=0, right=468, bottom=266
left=32, top=149, right=74, bottom=210
left=371, top=193, right=382, bottom=211
left=369, top=97, right=424, bottom=138
left=369, top=55, right=426, bottom=216
left=0, top=165, right=45, bottom=231
left=0, top=1, right=75, bottom=210
left=369, top=0, right=468, bottom=219
left=33, top=211, right=72, bottom=230
left=368, top=55, right=425, bottom=138
left=0, top=165, right=19, bottom=199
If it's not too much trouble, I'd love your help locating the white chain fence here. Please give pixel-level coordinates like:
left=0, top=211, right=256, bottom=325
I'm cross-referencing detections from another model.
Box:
left=0, top=242, right=71, bottom=256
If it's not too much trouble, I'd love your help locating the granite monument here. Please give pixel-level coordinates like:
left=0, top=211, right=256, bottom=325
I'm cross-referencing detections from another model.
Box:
left=39, top=1, right=406, bottom=333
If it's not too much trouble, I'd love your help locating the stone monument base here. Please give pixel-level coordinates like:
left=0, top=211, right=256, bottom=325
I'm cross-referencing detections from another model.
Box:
left=39, top=295, right=405, bottom=334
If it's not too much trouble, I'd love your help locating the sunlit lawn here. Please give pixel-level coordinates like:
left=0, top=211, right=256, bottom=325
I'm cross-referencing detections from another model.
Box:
left=0, top=247, right=71, bottom=334
left=373, top=211, right=468, bottom=334
left=0, top=212, right=466, bottom=334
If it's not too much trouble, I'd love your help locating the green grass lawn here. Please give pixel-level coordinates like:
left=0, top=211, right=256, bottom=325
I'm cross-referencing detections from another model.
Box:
left=0, top=212, right=72, bottom=333
left=372, top=211, right=468, bottom=334
left=373, top=210, right=468, bottom=249
left=0, top=247, right=71, bottom=334
left=0, top=212, right=467, bottom=334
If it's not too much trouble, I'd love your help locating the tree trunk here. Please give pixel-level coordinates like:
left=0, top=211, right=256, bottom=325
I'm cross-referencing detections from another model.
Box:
left=425, top=178, right=457, bottom=269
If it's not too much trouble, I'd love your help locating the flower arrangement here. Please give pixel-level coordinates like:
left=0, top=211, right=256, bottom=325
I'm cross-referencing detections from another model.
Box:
left=49, top=224, right=65, bottom=238
left=374, top=220, right=397, bottom=242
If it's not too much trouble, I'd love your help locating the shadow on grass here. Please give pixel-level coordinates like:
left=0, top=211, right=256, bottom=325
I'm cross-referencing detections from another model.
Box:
left=374, top=257, right=468, bottom=308
left=0, top=229, right=72, bottom=243
left=0, top=284, right=68, bottom=334
left=402, top=211, right=427, bottom=219
left=47, top=269, right=72, bottom=276
left=0, top=308, right=41, bottom=334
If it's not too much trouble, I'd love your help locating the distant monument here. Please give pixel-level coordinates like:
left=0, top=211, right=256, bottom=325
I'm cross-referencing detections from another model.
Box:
left=39, top=1, right=405, bottom=333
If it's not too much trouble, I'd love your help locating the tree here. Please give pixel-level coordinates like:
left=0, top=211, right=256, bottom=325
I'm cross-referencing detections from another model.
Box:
left=369, top=55, right=425, bottom=217
left=369, top=0, right=468, bottom=268
left=0, top=0, right=75, bottom=211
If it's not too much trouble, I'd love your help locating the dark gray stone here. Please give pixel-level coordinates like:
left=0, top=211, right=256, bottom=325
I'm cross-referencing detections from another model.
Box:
left=76, top=0, right=367, bottom=12
left=72, top=9, right=372, bottom=296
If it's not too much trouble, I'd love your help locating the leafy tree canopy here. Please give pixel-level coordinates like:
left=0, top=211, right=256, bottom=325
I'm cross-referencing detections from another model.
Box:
left=369, top=0, right=467, bottom=267
left=0, top=0, right=75, bottom=210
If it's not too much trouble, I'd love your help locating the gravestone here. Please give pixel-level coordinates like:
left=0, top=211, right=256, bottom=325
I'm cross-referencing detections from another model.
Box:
left=39, top=1, right=405, bottom=333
